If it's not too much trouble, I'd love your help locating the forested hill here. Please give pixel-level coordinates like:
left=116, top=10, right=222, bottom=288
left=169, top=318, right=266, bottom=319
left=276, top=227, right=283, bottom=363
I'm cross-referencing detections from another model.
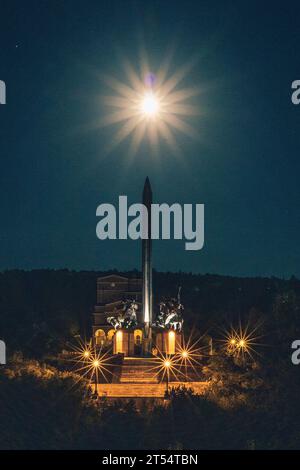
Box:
left=0, top=269, right=299, bottom=357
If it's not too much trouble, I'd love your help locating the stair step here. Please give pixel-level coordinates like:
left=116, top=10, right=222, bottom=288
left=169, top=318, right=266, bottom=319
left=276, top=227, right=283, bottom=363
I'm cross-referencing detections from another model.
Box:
left=92, top=382, right=209, bottom=397
left=120, top=376, right=158, bottom=383
left=119, top=358, right=158, bottom=385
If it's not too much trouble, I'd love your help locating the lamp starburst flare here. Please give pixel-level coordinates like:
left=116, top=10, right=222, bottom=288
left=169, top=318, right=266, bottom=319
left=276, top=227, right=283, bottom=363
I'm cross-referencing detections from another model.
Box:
left=174, top=332, right=207, bottom=379
left=148, top=348, right=187, bottom=383
left=66, top=337, right=113, bottom=391
left=220, top=320, right=265, bottom=361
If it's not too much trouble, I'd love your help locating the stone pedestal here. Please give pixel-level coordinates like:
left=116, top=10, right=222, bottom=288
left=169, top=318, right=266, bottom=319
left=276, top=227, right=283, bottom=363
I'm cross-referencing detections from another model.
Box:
left=155, top=330, right=182, bottom=355
left=112, top=328, right=183, bottom=357
left=112, top=328, right=146, bottom=357
left=113, top=330, right=134, bottom=356
left=142, top=337, right=152, bottom=356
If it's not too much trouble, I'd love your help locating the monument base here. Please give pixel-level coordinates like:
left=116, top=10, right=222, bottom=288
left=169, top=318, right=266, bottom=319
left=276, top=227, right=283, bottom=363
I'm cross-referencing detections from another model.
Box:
left=112, top=328, right=150, bottom=357
left=112, top=328, right=183, bottom=357
left=155, top=330, right=182, bottom=355
left=142, top=337, right=152, bottom=356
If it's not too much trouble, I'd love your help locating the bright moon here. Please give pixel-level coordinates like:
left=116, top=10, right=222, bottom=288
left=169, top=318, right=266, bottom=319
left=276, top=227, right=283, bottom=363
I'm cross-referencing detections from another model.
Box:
left=97, top=52, right=201, bottom=155
left=141, top=92, right=160, bottom=117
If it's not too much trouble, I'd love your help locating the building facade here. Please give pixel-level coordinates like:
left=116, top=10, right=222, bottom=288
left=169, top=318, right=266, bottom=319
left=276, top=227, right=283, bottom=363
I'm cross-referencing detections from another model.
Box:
left=92, top=274, right=143, bottom=348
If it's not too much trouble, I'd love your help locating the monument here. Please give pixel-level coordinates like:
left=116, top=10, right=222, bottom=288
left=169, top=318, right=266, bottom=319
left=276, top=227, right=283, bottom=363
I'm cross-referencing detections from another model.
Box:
left=141, top=177, right=183, bottom=354
left=142, top=177, right=153, bottom=353
left=92, top=177, right=183, bottom=356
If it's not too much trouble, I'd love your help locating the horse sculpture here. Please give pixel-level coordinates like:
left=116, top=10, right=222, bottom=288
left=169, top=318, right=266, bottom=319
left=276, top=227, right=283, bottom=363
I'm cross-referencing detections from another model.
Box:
left=154, top=287, right=184, bottom=332
left=107, top=299, right=138, bottom=330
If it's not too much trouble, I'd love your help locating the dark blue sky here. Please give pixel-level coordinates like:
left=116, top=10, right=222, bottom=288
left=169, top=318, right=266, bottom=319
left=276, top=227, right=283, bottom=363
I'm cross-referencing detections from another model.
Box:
left=0, top=0, right=300, bottom=277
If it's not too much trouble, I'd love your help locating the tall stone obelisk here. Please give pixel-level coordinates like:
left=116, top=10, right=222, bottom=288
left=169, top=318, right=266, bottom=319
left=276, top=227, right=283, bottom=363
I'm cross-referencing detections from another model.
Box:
left=142, top=177, right=152, bottom=343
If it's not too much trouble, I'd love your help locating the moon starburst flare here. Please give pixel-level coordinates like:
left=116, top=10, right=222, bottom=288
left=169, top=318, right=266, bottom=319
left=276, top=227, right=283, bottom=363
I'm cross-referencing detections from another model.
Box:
left=98, top=54, right=202, bottom=155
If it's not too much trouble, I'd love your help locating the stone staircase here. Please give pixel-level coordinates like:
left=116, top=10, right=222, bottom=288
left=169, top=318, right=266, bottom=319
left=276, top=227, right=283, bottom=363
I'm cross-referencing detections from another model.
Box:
left=90, top=356, right=209, bottom=398
left=119, top=357, right=158, bottom=384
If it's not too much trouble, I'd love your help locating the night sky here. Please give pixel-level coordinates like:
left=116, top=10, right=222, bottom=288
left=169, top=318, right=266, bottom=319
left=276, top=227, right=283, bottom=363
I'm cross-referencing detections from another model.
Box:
left=1, top=0, right=300, bottom=277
